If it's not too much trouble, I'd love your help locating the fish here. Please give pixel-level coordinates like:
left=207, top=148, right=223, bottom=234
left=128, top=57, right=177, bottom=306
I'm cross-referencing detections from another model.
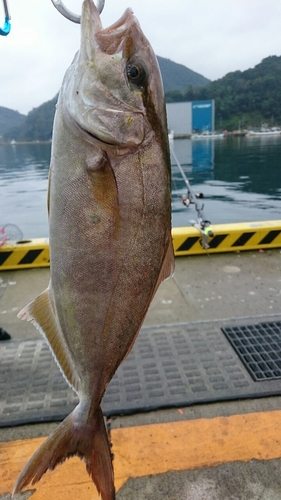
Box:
left=13, top=1, right=174, bottom=499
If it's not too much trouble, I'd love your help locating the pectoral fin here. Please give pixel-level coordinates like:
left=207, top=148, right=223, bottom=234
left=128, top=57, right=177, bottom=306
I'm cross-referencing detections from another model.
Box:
left=18, top=287, right=80, bottom=393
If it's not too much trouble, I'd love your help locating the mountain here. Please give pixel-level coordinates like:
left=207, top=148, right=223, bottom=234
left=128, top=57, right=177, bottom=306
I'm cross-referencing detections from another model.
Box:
left=2, top=96, right=58, bottom=142
left=166, top=55, right=281, bottom=129
left=0, top=107, right=26, bottom=137
left=20, top=96, right=58, bottom=142
left=157, top=56, right=210, bottom=92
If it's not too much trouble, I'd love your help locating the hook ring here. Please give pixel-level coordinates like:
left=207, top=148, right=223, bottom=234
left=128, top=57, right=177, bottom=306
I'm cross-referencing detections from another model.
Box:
left=51, top=0, right=105, bottom=24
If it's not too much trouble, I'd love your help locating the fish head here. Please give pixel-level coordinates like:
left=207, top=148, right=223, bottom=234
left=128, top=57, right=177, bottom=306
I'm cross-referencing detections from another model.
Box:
left=61, top=0, right=167, bottom=151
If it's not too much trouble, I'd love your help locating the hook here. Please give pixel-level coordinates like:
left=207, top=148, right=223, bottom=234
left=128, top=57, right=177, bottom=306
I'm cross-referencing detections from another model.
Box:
left=0, top=0, right=11, bottom=36
left=51, top=0, right=105, bottom=24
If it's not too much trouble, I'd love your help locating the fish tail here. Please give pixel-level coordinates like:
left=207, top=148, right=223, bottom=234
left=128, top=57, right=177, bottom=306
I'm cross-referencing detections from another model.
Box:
left=13, top=406, right=115, bottom=500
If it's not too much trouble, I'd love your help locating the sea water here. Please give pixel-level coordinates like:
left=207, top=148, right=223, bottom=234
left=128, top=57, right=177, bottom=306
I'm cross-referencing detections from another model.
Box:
left=1, top=136, right=281, bottom=238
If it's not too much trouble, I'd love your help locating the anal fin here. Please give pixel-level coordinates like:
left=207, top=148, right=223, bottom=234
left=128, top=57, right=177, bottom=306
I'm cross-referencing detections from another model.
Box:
left=18, top=287, right=80, bottom=393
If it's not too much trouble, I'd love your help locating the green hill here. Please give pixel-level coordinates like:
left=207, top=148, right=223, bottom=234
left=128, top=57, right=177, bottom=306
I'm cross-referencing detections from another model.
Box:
left=20, top=96, right=58, bottom=142
left=2, top=96, right=58, bottom=142
left=0, top=107, right=26, bottom=137
left=157, top=56, right=210, bottom=92
left=2, top=56, right=210, bottom=142
left=166, top=55, right=281, bottom=129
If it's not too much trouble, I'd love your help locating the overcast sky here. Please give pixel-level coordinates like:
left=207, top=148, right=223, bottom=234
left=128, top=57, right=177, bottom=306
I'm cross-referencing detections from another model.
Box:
left=1, top=0, right=281, bottom=115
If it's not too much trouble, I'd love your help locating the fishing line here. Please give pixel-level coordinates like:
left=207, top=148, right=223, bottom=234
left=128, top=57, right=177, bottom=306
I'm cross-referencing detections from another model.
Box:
left=170, top=144, right=214, bottom=249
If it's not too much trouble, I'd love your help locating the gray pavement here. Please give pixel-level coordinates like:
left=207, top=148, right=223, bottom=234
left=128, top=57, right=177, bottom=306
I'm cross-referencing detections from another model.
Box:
left=118, top=460, right=281, bottom=500
left=1, top=249, right=281, bottom=339
left=1, top=249, right=281, bottom=499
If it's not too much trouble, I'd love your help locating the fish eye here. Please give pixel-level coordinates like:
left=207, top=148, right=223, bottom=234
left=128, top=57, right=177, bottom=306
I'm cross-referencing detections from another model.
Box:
left=126, top=61, right=147, bottom=87
left=128, top=65, right=140, bottom=79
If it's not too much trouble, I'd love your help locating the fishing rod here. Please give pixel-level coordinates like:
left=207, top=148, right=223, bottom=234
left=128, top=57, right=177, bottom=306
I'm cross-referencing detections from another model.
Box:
left=170, top=147, right=214, bottom=249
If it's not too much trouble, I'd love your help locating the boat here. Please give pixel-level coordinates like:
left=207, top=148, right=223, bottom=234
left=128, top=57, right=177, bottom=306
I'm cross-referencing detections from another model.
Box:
left=191, top=131, right=225, bottom=139
left=246, top=128, right=281, bottom=137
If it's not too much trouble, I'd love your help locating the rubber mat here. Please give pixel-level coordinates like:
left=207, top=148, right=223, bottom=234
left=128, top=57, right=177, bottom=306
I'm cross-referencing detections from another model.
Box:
left=1, top=317, right=281, bottom=427
left=222, top=321, right=281, bottom=381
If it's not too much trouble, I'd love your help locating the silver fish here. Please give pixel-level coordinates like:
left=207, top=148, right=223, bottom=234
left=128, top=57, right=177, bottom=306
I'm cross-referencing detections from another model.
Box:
left=13, top=1, right=174, bottom=499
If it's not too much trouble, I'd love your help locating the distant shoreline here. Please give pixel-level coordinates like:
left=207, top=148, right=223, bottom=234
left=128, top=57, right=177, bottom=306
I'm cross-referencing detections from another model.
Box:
left=0, top=140, right=52, bottom=145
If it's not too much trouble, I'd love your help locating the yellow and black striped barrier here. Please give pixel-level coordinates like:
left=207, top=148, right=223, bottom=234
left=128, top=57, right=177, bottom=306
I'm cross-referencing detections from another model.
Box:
left=173, top=220, right=281, bottom=256
left=0, top=238, right=50, bottom=271
left=0, top=220, right=280, bottom=270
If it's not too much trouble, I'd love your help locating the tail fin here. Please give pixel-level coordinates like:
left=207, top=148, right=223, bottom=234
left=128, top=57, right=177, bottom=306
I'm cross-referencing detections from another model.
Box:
left=13, top=406, right=115, bottom=500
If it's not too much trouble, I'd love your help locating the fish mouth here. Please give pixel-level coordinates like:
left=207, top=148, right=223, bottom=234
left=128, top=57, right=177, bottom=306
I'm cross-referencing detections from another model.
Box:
left=99, top=6, right=135, bottom=33
left=82, top=0, right=136, bottom=54
left=92, top=5, right=137, bottom=56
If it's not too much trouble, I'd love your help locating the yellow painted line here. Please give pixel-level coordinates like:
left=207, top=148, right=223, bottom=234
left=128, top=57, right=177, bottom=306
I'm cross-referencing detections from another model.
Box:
left=2, top=409, right=281, bottom=498
left=0, top=220, right=281, bottom=270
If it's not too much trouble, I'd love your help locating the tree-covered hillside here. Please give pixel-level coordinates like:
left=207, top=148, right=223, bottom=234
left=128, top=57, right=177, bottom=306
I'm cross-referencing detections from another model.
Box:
left=21, top=96, right=58, bottom=142
left=166, top=56, right=281, bottom=130
left=2, top=95, right=58, bottom=142
left=0, top=107, right=26, bottom=137
left=157, top=56, right=210, bottom=92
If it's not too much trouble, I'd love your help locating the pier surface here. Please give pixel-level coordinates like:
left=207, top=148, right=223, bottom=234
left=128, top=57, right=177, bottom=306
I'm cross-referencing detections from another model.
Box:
left=1, top=249, right=281, bottom=499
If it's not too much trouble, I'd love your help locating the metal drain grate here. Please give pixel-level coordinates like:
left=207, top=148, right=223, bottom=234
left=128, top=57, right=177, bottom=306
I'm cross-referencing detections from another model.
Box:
left=222, top=322, right=281, bottom=381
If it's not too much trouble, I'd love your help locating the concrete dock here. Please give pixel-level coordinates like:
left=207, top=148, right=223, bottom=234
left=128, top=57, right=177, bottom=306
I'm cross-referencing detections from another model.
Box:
left=1, top=249, right=281, bottom=499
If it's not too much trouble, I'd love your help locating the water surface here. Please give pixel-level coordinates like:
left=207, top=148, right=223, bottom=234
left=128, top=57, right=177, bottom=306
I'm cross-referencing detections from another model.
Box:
left=1, top=136, right=280, bottom=238
left=171, top=135, right=281, bottom=228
